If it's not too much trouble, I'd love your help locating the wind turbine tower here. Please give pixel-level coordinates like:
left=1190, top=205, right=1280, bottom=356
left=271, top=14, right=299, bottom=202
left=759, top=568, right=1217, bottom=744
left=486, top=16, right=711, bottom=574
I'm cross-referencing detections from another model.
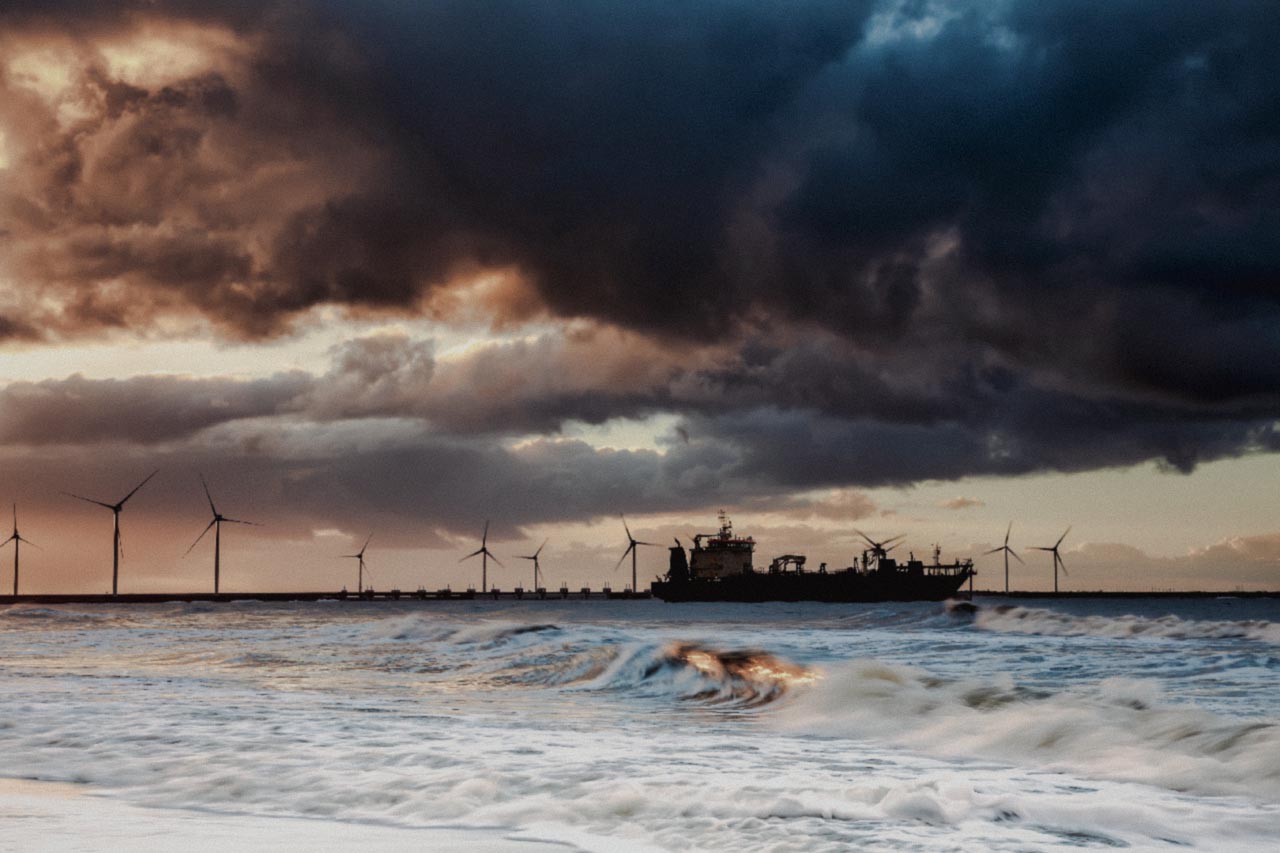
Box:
left=517, top=538, right=548, bottom=590
left=64, top=470, right=158, bottom=595
left=461, top=521, right=502, bottom=592
left=983, top=521, right=1024, bottom=594
left=853, top=529, right=905, bottom=568
left=615, top=516, right=658, bottom=593
left=342, top=533, right=374, bottom=595
left=1, top=504, right=37, bottom=595
left=185, top=475, right=262, bottom=594
left=1032, top=527, right=1072, bottom=593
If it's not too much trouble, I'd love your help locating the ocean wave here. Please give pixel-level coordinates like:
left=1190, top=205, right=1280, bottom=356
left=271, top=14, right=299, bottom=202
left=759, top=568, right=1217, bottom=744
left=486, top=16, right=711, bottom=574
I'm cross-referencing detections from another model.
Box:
left=363, top=615, right=562, bottom=645
left=580, top=641, right=818, bottom=708
left=384, top=626, right=821, bottom=705
left=0, top=606, right=112, bottom=624
left=780, top=659, right=1280, bottom=801
left=970, top=604, right=1280, bottom=643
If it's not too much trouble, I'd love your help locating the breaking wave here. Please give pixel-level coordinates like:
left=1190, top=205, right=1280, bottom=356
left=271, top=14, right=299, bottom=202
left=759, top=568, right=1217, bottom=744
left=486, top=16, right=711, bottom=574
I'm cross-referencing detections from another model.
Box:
left=363, top=614, right=563, bottom=645
left=0, top=606, right=114, bottom=625
left=780, top=659, right=1280, bottom=801
left=358, top=616, right=816, bottom=707
left=580, top=641, right=819, bottom=707
left=971, top=604, right=1280, bottom=643
left=7, top=602, right=1280, bottom=850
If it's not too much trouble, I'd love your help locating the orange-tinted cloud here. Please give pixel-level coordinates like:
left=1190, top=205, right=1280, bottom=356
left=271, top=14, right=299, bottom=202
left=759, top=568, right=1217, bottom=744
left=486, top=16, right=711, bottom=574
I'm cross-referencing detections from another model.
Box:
left=939, top=496, right=985, bottom=510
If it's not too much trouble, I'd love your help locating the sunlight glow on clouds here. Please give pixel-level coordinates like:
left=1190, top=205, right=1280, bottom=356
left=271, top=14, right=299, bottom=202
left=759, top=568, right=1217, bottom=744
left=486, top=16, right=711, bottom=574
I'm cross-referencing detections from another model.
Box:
left=98, top=23, right=242, bottom=87
left=0, top=0, right=1278, bottom=591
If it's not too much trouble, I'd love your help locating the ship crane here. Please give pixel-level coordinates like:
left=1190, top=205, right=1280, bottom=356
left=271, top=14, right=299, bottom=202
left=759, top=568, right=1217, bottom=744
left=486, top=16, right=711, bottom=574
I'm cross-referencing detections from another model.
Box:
left=768, top=555, right=807, bottom=574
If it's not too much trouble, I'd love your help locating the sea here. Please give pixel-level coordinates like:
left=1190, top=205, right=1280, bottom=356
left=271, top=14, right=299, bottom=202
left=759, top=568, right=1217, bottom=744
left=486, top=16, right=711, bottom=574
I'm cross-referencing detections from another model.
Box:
left=1, top=596, right=1278, bottom=851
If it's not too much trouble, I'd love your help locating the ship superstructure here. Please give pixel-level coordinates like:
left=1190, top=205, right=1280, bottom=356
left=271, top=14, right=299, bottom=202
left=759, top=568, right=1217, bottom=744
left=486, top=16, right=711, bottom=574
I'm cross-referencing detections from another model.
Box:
left=688, top=510, right=755, bottom=579
left=655, top=512, right=973, bottom=602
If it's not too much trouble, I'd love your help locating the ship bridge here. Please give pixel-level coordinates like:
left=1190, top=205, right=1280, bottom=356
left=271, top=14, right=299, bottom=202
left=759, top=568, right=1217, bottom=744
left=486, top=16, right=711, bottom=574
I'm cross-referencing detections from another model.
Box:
left=689, top=510, right=756, bottom=579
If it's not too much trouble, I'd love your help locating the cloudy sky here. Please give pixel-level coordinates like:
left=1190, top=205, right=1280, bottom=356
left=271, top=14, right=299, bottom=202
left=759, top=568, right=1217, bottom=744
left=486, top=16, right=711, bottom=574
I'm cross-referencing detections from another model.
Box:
left=1, top=0, right=1278, bottom=594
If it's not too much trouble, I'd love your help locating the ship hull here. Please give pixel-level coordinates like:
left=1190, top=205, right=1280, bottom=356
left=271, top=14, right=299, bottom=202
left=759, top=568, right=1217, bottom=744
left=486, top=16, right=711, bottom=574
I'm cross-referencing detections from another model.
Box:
left=651, top=569, right=972, bottom=603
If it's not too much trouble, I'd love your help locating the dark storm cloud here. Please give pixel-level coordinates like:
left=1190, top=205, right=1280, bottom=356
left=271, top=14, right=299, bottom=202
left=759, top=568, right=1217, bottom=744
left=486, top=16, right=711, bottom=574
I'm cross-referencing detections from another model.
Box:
left=0, top=372, right=311, bottom=445
left=0, top=330, right=687, bottom=444
left=3, top=0, right=1280, bottom=502
left=0, top=419, right=749, bottom=548
left=4, top=325, right=1276, bottom=488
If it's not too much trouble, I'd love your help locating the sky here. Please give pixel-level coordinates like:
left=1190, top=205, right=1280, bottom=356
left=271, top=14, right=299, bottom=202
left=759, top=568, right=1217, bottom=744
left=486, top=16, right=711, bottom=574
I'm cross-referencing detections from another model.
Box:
left=0, top=0, right=1278, bottom=594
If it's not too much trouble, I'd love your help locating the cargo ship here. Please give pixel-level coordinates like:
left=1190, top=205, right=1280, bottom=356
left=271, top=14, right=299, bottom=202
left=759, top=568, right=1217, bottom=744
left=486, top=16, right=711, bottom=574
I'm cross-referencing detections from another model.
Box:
left=651, top=512, right=973, bottom=602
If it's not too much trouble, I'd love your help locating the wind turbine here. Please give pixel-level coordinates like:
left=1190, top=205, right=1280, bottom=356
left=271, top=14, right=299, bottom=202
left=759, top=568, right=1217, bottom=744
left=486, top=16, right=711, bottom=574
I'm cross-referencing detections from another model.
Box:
left=342, top=533, right=374, bottom=595
left=184, top=475, right=261, bottom=594
left=1, top=504, right=38, bottom=596
left=517, top=538, right=548, bottom=590
left=853, top=529, right=905, bottom=557
left=460, top=521, right=502, bottom=592
left=1031, top=526, right=1071, bottom=593
left=983, top=521, right=1024, bottom=594
left=614, top=515, right=658, bottom=593
left=64, top=469, right=158, bottom=595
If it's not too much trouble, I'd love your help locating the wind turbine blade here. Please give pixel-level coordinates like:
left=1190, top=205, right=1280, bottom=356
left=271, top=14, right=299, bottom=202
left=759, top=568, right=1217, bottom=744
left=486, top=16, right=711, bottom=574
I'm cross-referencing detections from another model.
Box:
left=119, top=469, right=159, bottom=506
left=534, top=538, right=548, bottom=558
left=63, top=492, right=115, bottom=510
left=883, top=534, right=906, bottom=546
left=852, top=528, right=875, bottom=547
left=488, top=553, right=505, bottom=569
left=635, top=540, right=660, bottom=547
left=1030, top=547, right=1053, bottom=551
left=482, top=520, right=489, bottom=547
left=19, top=536, right=40, bottom=549
left=0, top=534, right=14, bottom=547
left=222, top=518, right=263, bottom=526
left=199, top=473, right=217, bottom=516
left=1009, top=548, right=1024, bottom=564
left=1004, top=521, right=1012, bottom=546
left=1057, top=553, right=1068, bottom=575
left=613, top=546, right=633, bottom=573
left=185, top=519, right=217, bottom=556
left=361, top=533, right=374, bottom=553
left=1056, top=526, right=1072, bottom=548
left=459, top=549, right=483, bottom=562
left=621, top=514, right=633, bottom=542
left=982, top=547, right=1004, bottom=556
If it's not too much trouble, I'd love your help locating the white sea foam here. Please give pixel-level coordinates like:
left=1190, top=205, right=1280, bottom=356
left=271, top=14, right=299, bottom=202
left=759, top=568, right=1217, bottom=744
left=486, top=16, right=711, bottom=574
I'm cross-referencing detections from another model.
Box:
left=0, top=605, right=110, bottom=623
left=780, top=658, right=1280, bottom=801
left=3, top=600, right=1279, bottom=851
left=972, top=603, right=1280, bottom=643
left=363, top=613, right=562, bottom=644
left=578, top=640, right=817, bottom=706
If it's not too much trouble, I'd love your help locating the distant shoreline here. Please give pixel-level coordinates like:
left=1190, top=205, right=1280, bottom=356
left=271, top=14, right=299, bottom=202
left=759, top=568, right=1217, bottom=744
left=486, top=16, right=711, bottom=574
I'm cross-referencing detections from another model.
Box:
left=1, top=589, right=1277, bottom=605
left=0, top=589, right=651, bottom=605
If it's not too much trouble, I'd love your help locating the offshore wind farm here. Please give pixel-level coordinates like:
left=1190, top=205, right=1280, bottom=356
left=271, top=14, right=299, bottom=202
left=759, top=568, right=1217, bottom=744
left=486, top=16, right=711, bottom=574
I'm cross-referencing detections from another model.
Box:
left=3, top=1, right=1280, bottom=851
left=0, top=472, right=1274, bottom=605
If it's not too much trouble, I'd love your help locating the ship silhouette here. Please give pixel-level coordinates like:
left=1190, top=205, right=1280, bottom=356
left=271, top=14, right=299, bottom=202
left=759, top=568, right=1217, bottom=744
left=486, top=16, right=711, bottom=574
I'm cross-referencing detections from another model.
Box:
left=652, top=512, right=974, bottom=602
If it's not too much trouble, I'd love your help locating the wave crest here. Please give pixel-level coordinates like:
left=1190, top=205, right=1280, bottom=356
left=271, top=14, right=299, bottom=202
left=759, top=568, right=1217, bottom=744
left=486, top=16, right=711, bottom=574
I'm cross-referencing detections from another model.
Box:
left=583, top=641, right=818, bottom=708
left=973, top=604, right=1280, bottom=643
left=781, top=660, right=1280, bottom=801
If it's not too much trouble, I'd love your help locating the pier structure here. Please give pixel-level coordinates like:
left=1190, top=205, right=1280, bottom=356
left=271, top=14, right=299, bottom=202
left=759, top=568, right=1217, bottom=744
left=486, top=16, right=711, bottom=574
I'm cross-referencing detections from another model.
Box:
left=0, top=586, right=654, bottom=605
